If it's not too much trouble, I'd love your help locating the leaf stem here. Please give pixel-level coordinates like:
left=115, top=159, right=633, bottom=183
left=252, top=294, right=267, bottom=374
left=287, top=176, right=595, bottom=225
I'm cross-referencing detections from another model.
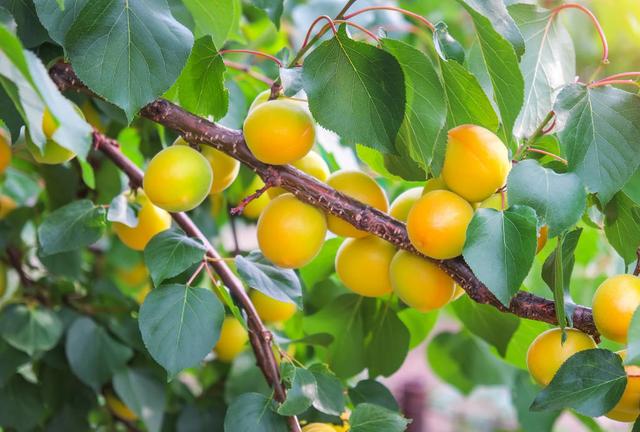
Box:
left=514, top=111, right=555, bottom=160
left=527, top=147, right=568, bottom=165
left=587, top=79, right=640, bottom=89
left=223, top=60, right=274, bottom=86
left=343, top=6, right=435, bottom=32
left=219, top=49, right=283, bottom=67
left=333, top=19, right=380, bottom=43
left=549, top=3, right=609, bottom=65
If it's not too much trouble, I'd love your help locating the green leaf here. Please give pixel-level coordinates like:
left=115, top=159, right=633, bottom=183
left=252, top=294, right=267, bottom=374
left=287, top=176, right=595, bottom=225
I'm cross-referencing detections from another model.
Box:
left=65, top=317, right=133, bottom=390
left=366, top=305, right=410, bottom=377
left=398, top=308, right=439, bottom=349
left=113, top=368, right=166, bottom=432
left=381, top=39, right=446, bottom=171
left=308, top=363, right=346, bottom=416
left=349, top=380, right=399, bottom=412
left=107, top=193, right=137, bottom=227
left=555, top=85, right=640, bottom=204
left=604, top=192, right=640, bottom=264
left=34, top=0, right=89, bottom=45
left=176, top=36, right=228, bottom=120
left=139, top=284, right=224, bottom=377
left=531, top=349, right=626, bottom=416
left=0, top=304, right=63, bottom=355
left=508, top=160, right=587, bottom=237
left=183, top=0, right=239, bottom=47
left=510, top=3, right=575, bottom=138
left=236, top=250, right=302, bottom=308
left=349, top=403, right=409, bottom=432
left=626, top=307, right=640, bottom=366
left=251, top=0, right=283, bottom=28
left=177, top=403, right=225, bottom=432
left=223, top=393, right=287, bottom=432
left=451, top=295, right=519, bottom=356
left=458, top=0, right=524, bottom=142
left=64, top=0, right=194, bottom=120
left=300, top=237, right=342, bottom=289
left=280, top=67, right=303, bottom=97
left=432, top=22, right=464, bottom=64
left=0, top=376, right=46, bottom=431
left=277, top=363, right=317, bottom=416
left=0, top=339, right=28, bottom=386
left=511, top=370, right=561, bottom=432
left=38, top=199, right=106, bottom=256
left=144, top=229, right=206, bottom=287
left=463, top=206, right=538, bottom=306
left=303, top=28, right=405, bottom=154
left=0, top=0, right=49, bottom=47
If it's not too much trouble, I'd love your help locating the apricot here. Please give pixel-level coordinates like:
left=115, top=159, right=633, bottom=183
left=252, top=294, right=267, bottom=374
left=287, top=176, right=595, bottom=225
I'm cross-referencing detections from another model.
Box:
left=257, top=193, right=327, bottom=268
left=592, top=274, right=640, bottom=343
left=143, top=145, right=213, bottom=212
left=250, top=290, right=297, bottom=323
left=606, top=351, right=640, bottom=422
left=390, top=250, right=455, bottom=312
left=135, top=284, right=151, bottom=305
left=441, top=124, right=510, bottom=202
left=113, top=193, right=172, bottom=251
left=214, top=316, right=248, bottom=362
left=105, top=390, right=137, bottom=422
left=248, top=89, right=277, bottom=112
left=537, top=225, right=548, bottom=254
left=174, top=137, right=239, bottom=194
left=0, top=195, right=17, bottom=219
left=241, top=176, right=271, bottom=220
left=389, top=187, right=422, bottom=222
left=302, top=424, right=336, bottom=432
left=422, top=176, right=448, bottom=195
left=116, top=262, right=148, bottom=288
left=268, top=151, right=330, bottom=198
left=243, top=99, right=315, bottom=165
left=526, top=328, right=597, bottom=386
left=335, top=236, right=395, bottom=297
left=406, top=190, right=474, bottom=259
left=26, top=109, right=77, bottom=165
left=0, top=129, right=11, bottom=175
left=326, top=170, right=388, bottom=238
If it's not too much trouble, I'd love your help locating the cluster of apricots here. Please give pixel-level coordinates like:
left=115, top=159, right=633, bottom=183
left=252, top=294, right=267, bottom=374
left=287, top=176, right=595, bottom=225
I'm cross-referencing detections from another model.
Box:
left=526, top=274, right=640, bottom=422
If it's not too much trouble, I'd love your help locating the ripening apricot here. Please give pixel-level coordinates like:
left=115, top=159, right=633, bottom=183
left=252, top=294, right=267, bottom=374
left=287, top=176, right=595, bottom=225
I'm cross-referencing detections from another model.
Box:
left=606, top=351, right=640, bottom=422
left=241, top=176, right=271, bottom=220
left=537, top=225, right=549, bottom=253
left=407, top=190, right=474, bottom=260
left=0, top=195, right=16, bottom=219
left=592, top=274, right=640, bottom=343
left=258, top=193, right=327, bottom=268
left=326, top=170, right=388, bottom=238
left=113, top=193, right=172, bottom=251
left=0, top=129, right=11, bottom=175
left=390, top=250, right=456, bottom=312
left=268, top=151, right=330, bottom=198
left=116, top=262, right=148, bottom=288
left=302, top=424, right=336, bottom=432
left=214, top=317, right=248, bottom=362
left=26, top=109, right=76, bottom=165
left=250, top=290, right=297, bottom=323
left=105, top=390, right=137, bottom=422
left=175, top=137, right=240, bottom=194
left=441, top=124, right=510, bottom=202
left=248, top=89, right=277, bottom=112
left=526, top=328, right=597, bottom=386
left=389, top=187, right=422, bottom=222
left=143, top=145, right=213, bottom=212
left=422, top=176, right=448, bottom=195
left=336, top=236, right=395, bottom=297
left=243, top=99, right=315, bottom=165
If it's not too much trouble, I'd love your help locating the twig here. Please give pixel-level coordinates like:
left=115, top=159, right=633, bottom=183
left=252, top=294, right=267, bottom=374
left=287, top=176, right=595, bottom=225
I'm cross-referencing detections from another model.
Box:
left=230, top=183, right=272, bottom=216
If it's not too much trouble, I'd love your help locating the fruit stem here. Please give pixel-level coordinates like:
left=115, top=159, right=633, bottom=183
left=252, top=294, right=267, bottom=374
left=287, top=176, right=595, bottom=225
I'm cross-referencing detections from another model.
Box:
left=343, top=6, right=435, bottom=32
left=223, top=60, right=274, bottom=86
left=587, top=79, right=640, bottom=89
left=514, top=111, right=555, bottom=160
left=218, top=49, right=283, bottom=67
left=230, top=183, right=273, bottom=216
left=527, top=147, right=568, bottom=165
left=549, top=3, right=609, bottom=65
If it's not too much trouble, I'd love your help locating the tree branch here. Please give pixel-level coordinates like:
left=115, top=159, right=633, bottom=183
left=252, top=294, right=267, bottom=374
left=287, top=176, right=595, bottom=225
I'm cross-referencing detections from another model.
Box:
left=50, top=62, right=598, bottom=338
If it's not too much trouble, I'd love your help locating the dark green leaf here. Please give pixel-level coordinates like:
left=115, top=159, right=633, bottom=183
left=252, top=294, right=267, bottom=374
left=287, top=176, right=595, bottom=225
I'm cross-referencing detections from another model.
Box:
left=0, top=304, right=63, bottom=355
left=508, top=160, right=587, bottom=237
left=349, top=403, right=409, bottom=432
left=308, top=363, right=346, bottom=416
left=626, top=308, right=640, bottom=366
left=113, top=368, right=166, bottom=432
left=0, top=376, right=45, bottom=431
left=139, top=284, right=224, bottom=377
left=459, top=0, right=524, bottom=57
left=303, top=28, right=405, bottom=153
left=531, top=349, right=626, bottom=416
left=144, top=229, right=206, bottom=286
left=604, top=192, right=640, bottom=264
left=223, top=393, right=287, bottom=432
left=38, top=199, right=106, bottom=256
left=0, top=0, right=48, bottom=47
left=463, top=206, right=538, bottom=306
left=349, top=380, right=399, bottom=412
left=252, top=0, right=283, bottom=28
left=177, top=402, right=225, bottom=432
left=433, top=22, right=464, bottom=63
left=224, top=352, right=270, bottom=402
left=34, top=0, right=88, bottom=45
left=278, top=363, right=317, bottom=416
left=511, top=371, right=561, bottom=432
left=0, top=339, right=29, bottom=386
left=366, top=305, right=410, bottom=377
left=183, top=0, right=239, bottom=47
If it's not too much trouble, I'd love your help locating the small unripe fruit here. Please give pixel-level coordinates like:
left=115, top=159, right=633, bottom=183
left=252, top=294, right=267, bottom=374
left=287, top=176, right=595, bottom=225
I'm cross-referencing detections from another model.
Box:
left=526, top=328, right=597, bottom=386
left=105, top=390, right=137, bottom=421
left=390, top=250, right=456, bottom=311
left=250, top=290, right=297, bottom=323
left=326, top=170, right=388, bottom=238
left=422, top=176, right=448, bottom=195
left=175, top=137, right=239, bottom=194
left=26, top=109, right=76, bottom=165
left=606, top=351, right=640, bottom=422
left=241, top=177, right=271, bottom=220
left=336, top=236, right=395, bottom=297
left=214, top=317, right=248, bottom=362
left=0, top=129, right=11, bottom=175
left=302, top=424, right=336, bottom=432
left=389, top=187, right=422, bottom=222
left=258, top=193, right=327, bottom=269
left=407, top=190, right=474, bottom=259
left=268, top=151, right=330, bottom=198
left=0, top=195, right=17, bottom=219
left=441, top=124, right=510, bottom=202
left=143, top=145, right=213, bottom=212
left=243, top=99, right=315, bottom=165
left=113, top=193, right=172, bottom=251
left=592, top=274, right=640, bottom=343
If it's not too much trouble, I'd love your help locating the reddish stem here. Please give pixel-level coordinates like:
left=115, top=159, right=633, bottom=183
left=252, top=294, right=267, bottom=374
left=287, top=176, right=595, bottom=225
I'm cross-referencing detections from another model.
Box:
left=527, top=147, right=568, bottom=165
left=594, top=72, right=640, bottom=82
left=549, top=3, right=608, bottom=64
left=333, top=19, right=380, bottom=42
left=230, top=183, right=272, bottom=216
left=187, top=261, right=206, bottom=286
left=541, top=116, right=557, bottom=134
left=588, top=79, right=640, bottom=89
left=219, top=49, right=283, bottom=67
left=223, top=60, right=274, bottom=85
left=343, top=6, right=435, bottom=32
left=301, top=16, right=338, bottom=51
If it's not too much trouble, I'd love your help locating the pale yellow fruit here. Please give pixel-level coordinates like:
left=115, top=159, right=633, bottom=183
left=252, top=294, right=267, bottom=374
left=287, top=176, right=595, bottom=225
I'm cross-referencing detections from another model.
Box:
left=250, top=290, right=297, bottom=323
left=105, top=390, right=137, bottom=422
left=592, top=274, right=640, bottom=343
left=389, top=187, right=422, bottom=222
left=335, top=236, right=395, bottom=297
left=268, top=151, right=329, bottom=198
left=214, top=317, right=249, bottom=362
left=113, top=193, right=172, bottom=251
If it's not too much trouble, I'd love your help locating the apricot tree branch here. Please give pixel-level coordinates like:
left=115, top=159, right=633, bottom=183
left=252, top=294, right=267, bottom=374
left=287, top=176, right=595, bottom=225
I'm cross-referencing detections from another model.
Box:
left=50, top=62, right=598, bottom=338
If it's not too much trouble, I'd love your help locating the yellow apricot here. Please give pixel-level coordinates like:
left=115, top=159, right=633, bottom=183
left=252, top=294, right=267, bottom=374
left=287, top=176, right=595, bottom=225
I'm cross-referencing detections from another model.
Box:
left=390, top=250, right=455, bottom=312
left=174, top=137, right=240, bottom=194
left=537, top=225, right=549, bottom=254
left=105, top=390, right=137, bottom=422
left=0, top=129, right=11, bottom=175
left=248, top=89, right=277, bottom=112
left=243, top=99, right=315, bottom=165
left=250, top=290, right=297, bottom=323
left=326, top=170, right=388, bottom=238
left=335, top=236, right=395, bottom=297
left=592, top=274, right=640, bottom=343
left=116, top=262, right=149, bottom=288
left=0, top=195, right=17, bottom=219
left=0, top=262, right=6, bottom=298
left=526, top=327, right=597, bottom=386
left=422, top=176, right=448, bottom=195
left=258, top=193, right=327, bottom=269
left=113, top=193, right=172, bottom=251
left=389, top=187, right=422, bottom=222
left=143, top=145, right=213, bottom=212
left=214, top=316, right=249, bottom=362
left=606, top=351, right=640, bottom=422
left=441, top=124, right=510, bottom=202
left=302, top=424, right=336, bottom=432
left=135, top=284, right=151, bottom=305
left=407, top=190, right=474, bottom=259
left=268, top=151, right=330, bottom=198
left=42, top=108, right=57, bottom=139
left=26, top=108, right=76, bottom=165
left=240, top=176, right=271, bottom=220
